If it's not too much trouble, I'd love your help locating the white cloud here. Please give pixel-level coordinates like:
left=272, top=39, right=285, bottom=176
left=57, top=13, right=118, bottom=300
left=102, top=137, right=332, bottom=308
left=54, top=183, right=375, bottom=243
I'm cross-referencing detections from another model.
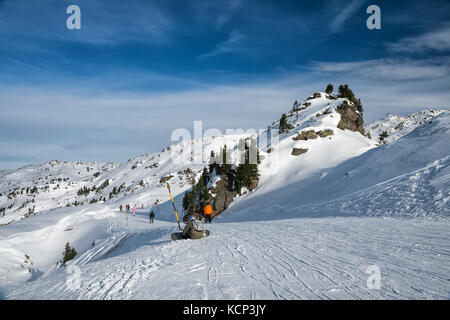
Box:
left=215, top=0, right=243, bottom=27
left=311, top=57, right=450, bottom=80
left=2, top=68, right=450, bottom=169
left=198, top=30, right=247, bottom=59
left=329, top=0, right=367, bottom=33
left=387, top=25, right=450, bottom=53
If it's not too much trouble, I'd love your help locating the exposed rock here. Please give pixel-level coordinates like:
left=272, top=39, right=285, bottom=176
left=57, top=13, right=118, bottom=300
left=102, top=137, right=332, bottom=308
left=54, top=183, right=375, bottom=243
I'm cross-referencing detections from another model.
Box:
left=394, top=122, right=404, bottom=130
left=145, top=163, right=159, bottom=169
left=248, top=176, right=259, bottom=191
left=209, top=174, right=238, bottom=217
left=316, top=108, right=331, bottom=117
left=318, top=129, right=334, bottom=137
left=306, top=92, right=322, bottom=101
left=293, top=102, right=309, bottom=112
left=159, top=175, right=173, bottom=184
left=291, top=148, right=308, bottom=156
left=336, top=100, right=364, bottom=134
left=292, top=130, right=318, bottom=141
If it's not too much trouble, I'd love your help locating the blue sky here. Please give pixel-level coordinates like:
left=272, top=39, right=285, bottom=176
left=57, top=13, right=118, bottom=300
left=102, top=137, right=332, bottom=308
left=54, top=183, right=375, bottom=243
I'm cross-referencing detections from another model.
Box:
left=1, top=0, right=450, bottom=169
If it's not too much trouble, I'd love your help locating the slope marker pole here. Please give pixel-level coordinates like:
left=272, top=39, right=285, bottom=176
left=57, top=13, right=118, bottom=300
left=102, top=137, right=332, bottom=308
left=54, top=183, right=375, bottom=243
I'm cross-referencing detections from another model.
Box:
left=167, top=183, right=181, bottom=231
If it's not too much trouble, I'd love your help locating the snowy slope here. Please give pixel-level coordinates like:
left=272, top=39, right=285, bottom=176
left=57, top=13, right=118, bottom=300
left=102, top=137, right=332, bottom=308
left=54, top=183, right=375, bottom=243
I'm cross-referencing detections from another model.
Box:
left=224, top=111, right=450, bottom=221
left=0, top=134, right=252, bottom=225
left=232, top=92, right=375, bottom=200
left=2, top=208, right=449, bottom=300
left=365, top=109, right=447, bottom=144
left=1, top=92, right=449, bottom=300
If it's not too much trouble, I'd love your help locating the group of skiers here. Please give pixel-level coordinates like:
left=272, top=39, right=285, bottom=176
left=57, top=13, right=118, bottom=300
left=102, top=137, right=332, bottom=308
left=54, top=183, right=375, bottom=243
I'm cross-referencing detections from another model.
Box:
left=117, top=200, right=214, bottom=239
left=119, top=204, right=137, bottom=216
left=119, top=203, right=158, bottom=224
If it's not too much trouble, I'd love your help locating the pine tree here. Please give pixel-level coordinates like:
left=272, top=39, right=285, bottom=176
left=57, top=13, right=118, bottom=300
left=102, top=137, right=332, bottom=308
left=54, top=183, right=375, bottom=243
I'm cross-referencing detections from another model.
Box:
left=325, top=83, right=334, bottom=94
left=202, top=167, right=209, bottom=184
left=379, top=130, right=388, bottom=144
left=279, top=113, right=288, bottom=133
left=338, top=84, right=356, bottom=103
left=62, top=242, right=77, bottom=266
left=338, top=84, right=363, bottom=113
left=234, top=138, right=259, bottom=193
left=222, top=145, right=227, bottom=164
left=222, top=145, right=231, bottom=174
left=355, top=98, right=363, bottom=113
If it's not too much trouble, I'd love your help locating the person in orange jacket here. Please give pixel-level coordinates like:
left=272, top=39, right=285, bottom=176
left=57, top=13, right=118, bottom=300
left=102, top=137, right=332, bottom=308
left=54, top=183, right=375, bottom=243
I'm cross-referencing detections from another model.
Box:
left=204, top=203, right=213, bottom=223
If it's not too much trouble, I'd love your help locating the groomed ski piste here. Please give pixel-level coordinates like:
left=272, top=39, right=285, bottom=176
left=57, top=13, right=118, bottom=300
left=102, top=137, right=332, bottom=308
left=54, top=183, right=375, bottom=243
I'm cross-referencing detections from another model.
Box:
left=0, top=93, right=449, bottom=300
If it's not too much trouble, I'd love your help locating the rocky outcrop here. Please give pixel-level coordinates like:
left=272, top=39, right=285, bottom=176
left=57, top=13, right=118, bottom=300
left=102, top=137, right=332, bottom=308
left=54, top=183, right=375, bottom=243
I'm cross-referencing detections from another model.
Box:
left=394, top=122, right=404, bottom=130
left=159, top=175, right=173, bottom=184
left=209, top=174, right=238, bottom=217
left=336, top=100, right=364, bottom=134
left=308, top=92, right=322, bottom=99
left=292, top=130, right=318, bottom=141
left=293, top=129, right=334, bottom=140
left=318, top=129, right=334, bottom=137
left=248, top=176, right=259, bottom=191
left=291, top=148, right=308, bottom=156
left=208, top=169, right=260, bottom=217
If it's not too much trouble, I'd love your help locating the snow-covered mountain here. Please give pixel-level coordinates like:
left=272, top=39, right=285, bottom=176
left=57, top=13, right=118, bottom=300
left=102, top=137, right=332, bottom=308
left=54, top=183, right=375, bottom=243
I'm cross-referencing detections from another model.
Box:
left=365, top=109, right=447, bottom=144
left=225, top=111, right=450, bottom=221
left=0, top=136, right=249, bottom=226
left=1, top=92, right=372, bottom=226
left=1, top=91, right=449, bottom=299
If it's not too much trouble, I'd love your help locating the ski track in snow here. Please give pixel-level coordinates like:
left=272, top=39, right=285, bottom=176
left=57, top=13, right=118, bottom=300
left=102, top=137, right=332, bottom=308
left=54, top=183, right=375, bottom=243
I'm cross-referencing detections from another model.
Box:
left=3, top=211, right=449, bottom=300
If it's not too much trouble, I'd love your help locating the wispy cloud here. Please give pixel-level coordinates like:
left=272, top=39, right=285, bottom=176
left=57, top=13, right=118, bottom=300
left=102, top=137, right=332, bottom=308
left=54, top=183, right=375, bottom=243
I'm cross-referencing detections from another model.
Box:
left=329, top=0, right=367, bottom=33
left=387, top=25, right=450, bottom=53
left=215, top=0, right=243, bottom=28
left=311, top=57, right=450, bottom=80
left=198, top=30, right=247, bottom=59
left=2, top=68, right=450, bottom=169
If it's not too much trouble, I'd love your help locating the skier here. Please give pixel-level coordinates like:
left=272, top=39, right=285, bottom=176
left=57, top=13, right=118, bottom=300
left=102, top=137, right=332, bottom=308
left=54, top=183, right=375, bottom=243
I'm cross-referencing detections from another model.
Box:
left=204, top=203, right=213, bottom=223
left=119, top=204, right=123, bottom=212
left=149, top=210, right=155, bottom=223
left=132, top=205, right=136, bottom=216
left=181, top=215, right=205, bottom=239
left=126, top=205, right=129, bottom=214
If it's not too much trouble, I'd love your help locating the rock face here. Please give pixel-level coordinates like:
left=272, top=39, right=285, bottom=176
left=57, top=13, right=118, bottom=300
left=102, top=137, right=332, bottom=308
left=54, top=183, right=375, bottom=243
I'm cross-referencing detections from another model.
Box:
left=293, top=129, right=334, bottom=140
left=210, top=174, right=238, bottom=217
left=318, top=129, right=334, bottom=137
left=292, top=130, right=318, bottom=141
left=291, top=148, right=308, bottom=156
left=208, top=169, right=260, bottom=217
left=336, top=100, right=364, bottom=134
left=248, top=176, right=259, bottom=191
left=159, top=175, right=173, bottom=184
